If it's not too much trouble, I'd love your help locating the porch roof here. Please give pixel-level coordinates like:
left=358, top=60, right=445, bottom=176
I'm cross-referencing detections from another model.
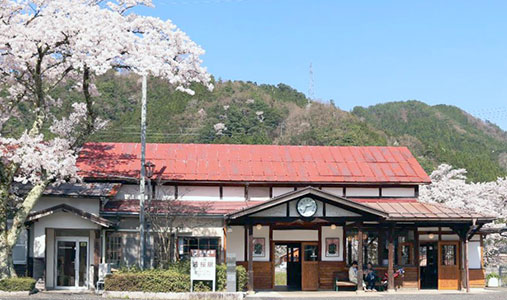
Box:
left=27, top=203, right=113, bottom=227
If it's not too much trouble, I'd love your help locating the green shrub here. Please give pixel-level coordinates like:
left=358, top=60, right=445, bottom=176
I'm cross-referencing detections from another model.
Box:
left=105, top=269, right=190, bottom=292
left=106, top=262, right=248, bottom=293
left=0, top=277, right=36, bottom=292
left=487, top=273, right=500, bottom=280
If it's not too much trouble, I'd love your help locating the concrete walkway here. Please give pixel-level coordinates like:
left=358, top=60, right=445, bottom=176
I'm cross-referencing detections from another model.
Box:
left=246, top=288, right=507, bottom=300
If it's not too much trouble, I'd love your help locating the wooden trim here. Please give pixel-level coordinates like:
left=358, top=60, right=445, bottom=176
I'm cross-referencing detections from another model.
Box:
left=357, top=224, right=364, bottom=288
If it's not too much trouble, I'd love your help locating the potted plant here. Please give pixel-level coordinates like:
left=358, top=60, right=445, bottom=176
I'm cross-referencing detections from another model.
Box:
left=486, top=273, right=500, bottom=287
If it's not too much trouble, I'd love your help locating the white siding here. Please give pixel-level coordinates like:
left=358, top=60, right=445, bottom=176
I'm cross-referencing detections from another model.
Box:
left=178, top=186, right=220, bottom=201
left=251, top=205, right=286, bottom=217
left=249, top=187, right=270, bottom=201
left=223, top=186, right=245, bottom=201
left=227, top=226, right=245, bottom=261
left=381, top=187, right=416, bottom=197
left=272, top=230, right=318, bottom=241
left=321, top=226, right=344, bottom=261
left=321, top=187, right=344, bottom=197
left=346, top=187, right=380, bottom=197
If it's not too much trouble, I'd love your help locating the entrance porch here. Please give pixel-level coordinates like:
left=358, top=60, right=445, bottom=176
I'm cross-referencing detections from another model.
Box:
left=225, top=187, right=493, bottom=292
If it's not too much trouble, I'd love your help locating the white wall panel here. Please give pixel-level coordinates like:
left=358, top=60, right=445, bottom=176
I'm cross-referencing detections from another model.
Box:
left=223, top=186, right=245, bottom=201
left=325, top=204, right=360, bottom=217
left=251, top=204, right=286, bottom=217
left=346, top=187, right=380, bottom=197
left=249, top=187, right=270, bottom=201
left=321, top=187, right=344, bottom=197
left=155, top=186, right=175, bottom=200
left=381, top=187, right=416, bottom=197
left=272, top=230, right=318, bottom=241
left=114, top=184, right=140, bottom=200
left=178, top=186, right=220, bottom=201
left=227, top=226, right=245, bottom=261
left=247, top=225, right=270, bottom=262
left=272, top=187, right=294, bottom=197
left=33, top=197, right=100, bottom=215
left=321, top=226, right=344, bottom=261
left=468, top=241, right=481, bottom=269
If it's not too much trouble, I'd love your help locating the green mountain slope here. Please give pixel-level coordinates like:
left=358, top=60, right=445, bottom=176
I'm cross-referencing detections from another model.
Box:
left=4, top=72, right=506, bottom=182
left=352, top=101, right=507, bottom=182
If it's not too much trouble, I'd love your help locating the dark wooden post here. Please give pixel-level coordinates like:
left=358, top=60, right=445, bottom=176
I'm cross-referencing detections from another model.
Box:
left=388, top=225, right=395, bottom=291
left=465, top=237, right=470, bottom=292
left=460, top=235, right=466, bottom=291
left=247, top=224, right=254, bottom=292
left=415, top=229, right=420, bottom=288
left=357, top=224, right=364, bottom=290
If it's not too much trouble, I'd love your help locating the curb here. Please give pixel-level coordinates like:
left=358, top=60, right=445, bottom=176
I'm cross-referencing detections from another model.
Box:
left=103, top=291, right=246, bottom=299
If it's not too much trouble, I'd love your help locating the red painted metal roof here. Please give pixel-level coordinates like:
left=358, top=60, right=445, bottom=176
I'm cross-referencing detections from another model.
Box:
left=77, top=142, right=430, bottom=184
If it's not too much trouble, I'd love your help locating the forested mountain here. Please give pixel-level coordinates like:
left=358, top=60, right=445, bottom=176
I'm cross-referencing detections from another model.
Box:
left=4, top=72, right=506, bottom=182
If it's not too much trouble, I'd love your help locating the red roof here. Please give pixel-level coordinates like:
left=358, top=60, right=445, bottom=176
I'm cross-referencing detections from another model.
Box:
left=77, top=142, right=430, bottom=184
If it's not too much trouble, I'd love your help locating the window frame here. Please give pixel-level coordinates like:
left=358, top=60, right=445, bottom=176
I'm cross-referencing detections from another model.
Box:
left=177, top=236, right=221, bottom=261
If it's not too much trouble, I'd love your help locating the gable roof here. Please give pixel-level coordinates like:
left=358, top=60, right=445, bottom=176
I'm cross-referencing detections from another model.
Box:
left=27, top=204, right=113, bottom=227
left=227, top=187, right=389, bottom=219
left=77, top=142, right=430, bottom=184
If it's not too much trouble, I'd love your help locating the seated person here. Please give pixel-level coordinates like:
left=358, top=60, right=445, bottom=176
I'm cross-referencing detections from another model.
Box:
left=364, top=262, right=377, bottom=291
left=348, top=261, right=358, bottom=285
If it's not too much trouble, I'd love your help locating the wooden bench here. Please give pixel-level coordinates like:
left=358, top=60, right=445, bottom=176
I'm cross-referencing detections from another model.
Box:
left=333, top=271, right=357, bottom=291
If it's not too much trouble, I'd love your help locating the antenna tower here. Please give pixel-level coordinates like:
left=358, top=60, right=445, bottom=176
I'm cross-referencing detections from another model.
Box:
left=308, top=63, right=314, bottom=105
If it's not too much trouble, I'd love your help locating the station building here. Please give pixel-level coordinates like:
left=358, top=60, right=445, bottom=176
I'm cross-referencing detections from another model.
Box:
left=14, top=143, right=494, bottom=291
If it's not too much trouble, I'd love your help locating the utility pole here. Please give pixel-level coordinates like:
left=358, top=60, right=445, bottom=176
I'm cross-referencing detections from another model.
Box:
left=139, top=74, right=147, bottom=270
left=307, top=63, right=314, bottom=108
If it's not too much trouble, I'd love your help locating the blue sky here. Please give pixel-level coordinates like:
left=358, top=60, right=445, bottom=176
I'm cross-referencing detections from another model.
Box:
left=136, top=0, right=507, bottom=130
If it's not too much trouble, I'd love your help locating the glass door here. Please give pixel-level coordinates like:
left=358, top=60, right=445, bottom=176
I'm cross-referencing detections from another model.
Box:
left=55, top=237, right=89, bottom=289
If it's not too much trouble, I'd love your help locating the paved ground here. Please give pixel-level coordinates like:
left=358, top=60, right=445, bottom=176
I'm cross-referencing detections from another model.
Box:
left=0, top=288, right=505, bottom=300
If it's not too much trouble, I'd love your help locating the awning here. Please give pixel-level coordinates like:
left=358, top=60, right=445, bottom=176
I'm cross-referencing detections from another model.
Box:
left=27, top=204, right=113, bottom=227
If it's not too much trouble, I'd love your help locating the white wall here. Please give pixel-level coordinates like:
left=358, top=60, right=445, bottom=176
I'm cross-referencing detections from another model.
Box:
left=223, top=186, right=245, bottom=201
left=468, top=241, right=481, bottom=269
left=114, top=184, right=140, bottom=200
left=45, top=229, right=55, bottom=288
left=178, top=186, right=220, bottom=201
left=250, top=225, right=270, bottom=262
left=227, top=226, right=245, bottom=261
left=251, top=204, right=286, bottom=217
left=321, top=187, right=344, bottom=197
left=249, top=187, right=270, bottom=201
left=346, top=187, right=379, bottom=197
left=272, top=187, right=294, bottom=197
left=155, top=186, right=175, bottom=200
left=381, top=187, right=416, bottom=197
left=272, top=230, right=318, bottom=241
left=33, top=197, right=100, bottom=215
left=325, top=204, right=360, bottom=217
left=33, top=212, right=99, bottom=258
left=321, top=226, right=344, bottom=261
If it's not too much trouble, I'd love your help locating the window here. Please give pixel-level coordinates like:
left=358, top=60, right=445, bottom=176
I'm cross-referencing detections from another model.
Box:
left=12, top=228, right=27, bottom=265
left=441, top=244, right=457, bottom=266
left=398, top=242, right=413, bottom=265
left=346, top=229, right=359, bottom=266
left=303, top=244, right=318, bottom=261
left=106, top=233, right=122, bottom=266
left=346, top=228, right=380, bottom=266
left=178, top=237, right=220, bottom=261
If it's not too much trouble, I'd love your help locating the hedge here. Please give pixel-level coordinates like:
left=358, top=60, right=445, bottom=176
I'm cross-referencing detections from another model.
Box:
left=105, top=263, right=248, bottom=292
left=0, top=277, right=36, bottom=292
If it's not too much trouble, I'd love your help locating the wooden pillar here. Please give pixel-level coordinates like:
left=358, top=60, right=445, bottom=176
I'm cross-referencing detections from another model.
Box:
left=247, top=224, right=254, bottom=292
left=465, top=237, right=470, bottom=292
left=357, top=224, right=364, bottom=290
left=415, top=229, right=420, bottom=289
left=388, top=225, right=395, bottom=291
left=460, top=236, right=466, bottom=291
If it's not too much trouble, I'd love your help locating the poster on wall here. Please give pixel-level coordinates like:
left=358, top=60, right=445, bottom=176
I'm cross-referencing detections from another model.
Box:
left=325, top=238, right=340, bottom=257
left=190, top=249, right=216, bottom=291
left=252, top=238, right=265, bottom=257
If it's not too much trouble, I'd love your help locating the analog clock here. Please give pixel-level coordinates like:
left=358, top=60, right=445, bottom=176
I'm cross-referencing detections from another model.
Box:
left=296, top=197, right=317, bottom=217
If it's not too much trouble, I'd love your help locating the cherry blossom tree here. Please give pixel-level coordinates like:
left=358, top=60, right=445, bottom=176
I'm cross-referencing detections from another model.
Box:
left=0, top=0, right=211, bottom=278
left=420, top=164, right=507, bottom=264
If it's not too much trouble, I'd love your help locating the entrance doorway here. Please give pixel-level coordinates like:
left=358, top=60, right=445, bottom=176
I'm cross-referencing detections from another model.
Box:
left=274, top=243, right=301, bottom=290
left=55, top=237, right=89, bottom=289
left=419, top=243, right=438, bottom=289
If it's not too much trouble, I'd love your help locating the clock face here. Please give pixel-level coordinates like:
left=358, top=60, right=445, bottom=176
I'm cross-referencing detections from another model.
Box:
left=297, top=197, right=317, bottom=217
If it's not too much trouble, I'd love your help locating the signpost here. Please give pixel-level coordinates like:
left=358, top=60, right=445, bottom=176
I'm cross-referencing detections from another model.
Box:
left=190, top=249, right=216, bottom=292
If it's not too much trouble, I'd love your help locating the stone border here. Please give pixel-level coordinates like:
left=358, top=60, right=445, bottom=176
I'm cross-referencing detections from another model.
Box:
left=103, top=291, right=245, bottom=299
left=0, top=291, right=31, bottom=296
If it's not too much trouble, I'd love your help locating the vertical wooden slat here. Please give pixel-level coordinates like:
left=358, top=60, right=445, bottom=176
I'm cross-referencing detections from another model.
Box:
left=465, top=238, right=470, bottom=292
